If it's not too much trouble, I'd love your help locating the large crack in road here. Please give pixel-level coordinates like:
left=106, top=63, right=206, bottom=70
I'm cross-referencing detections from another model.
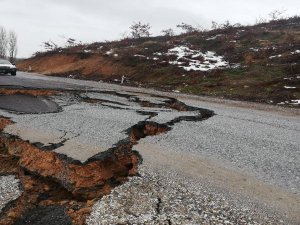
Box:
left=0, top=87, right=214, bottom=224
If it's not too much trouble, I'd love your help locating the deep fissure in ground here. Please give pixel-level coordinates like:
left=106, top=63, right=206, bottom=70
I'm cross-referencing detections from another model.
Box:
left=0, top=87, right=214, bottom=225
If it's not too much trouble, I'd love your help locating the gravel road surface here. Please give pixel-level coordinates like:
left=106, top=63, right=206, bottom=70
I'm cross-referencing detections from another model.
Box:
left=0, top=175, right=22, bottom=212
left=0, top=72, right=299, bottom=224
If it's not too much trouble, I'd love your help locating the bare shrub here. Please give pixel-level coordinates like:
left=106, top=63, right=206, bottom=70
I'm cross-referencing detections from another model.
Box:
left=176, top=23, right=198, bottom=34
left=161, top=28, right=174, bottom=37
left=130, top=22, right=151, bottom=39
left=269, top=10, right=287, bottom=21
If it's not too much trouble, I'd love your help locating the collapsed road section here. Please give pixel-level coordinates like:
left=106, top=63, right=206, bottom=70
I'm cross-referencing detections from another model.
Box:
left=0, top=87, right=214, bottom=224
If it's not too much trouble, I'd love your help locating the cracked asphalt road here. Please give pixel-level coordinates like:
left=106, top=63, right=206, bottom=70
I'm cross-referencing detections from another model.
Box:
left=0, top=72, right=299, bottom=224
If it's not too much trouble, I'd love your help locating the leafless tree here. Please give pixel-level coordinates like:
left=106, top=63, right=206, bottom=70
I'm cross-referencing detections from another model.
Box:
left=130, top=22, right=151, bottom=39
left=161, top=28, right=174, bottom=37
left=176, top=23, right=198, bottom=34
left=221, top=20, right=232, bottom=29
left=269, top=10, right=286, bottom=21
left=66, top=38, right=76, bottom=47
left=211, top=21, right=219, bottom=30
left=255, top=16, right=267, bottom=24
left=8, top=31, right=17, bottom=62
left=0, top=26, right=8, bottom=58
left=43, top=40, right=58, bottom=51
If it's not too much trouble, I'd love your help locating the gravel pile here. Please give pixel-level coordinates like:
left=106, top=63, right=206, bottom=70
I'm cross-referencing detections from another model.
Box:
left=0, top=175, right=22, bottom=212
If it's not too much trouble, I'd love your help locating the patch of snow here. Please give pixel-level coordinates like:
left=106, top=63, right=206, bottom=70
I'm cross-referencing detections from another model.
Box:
left=134, top=54, right=146, bottom=58
left=153, top=52, right=162, bottom=56
left=278, top=100, right=300, bottom=105
left=284, top=86, right=296, bottom=89
left=206, top=34, right=223, bottom=40
left=165, top=46, right=229, bottom=71
left=250, top=47, right=260, bottom=52
left=153, top=57, right=159, bottom=61
left=284, top=75, right=300, bottom=80
left=290, top=100, right=300, bottom=105
left=277, top=102, right=286, bottom=105
left=113, top=54, right=118, bottom=57
left=269, top=54, right=282, bottom=59
left=230, top=63, right=241, bottom=69
left=291, top=50, right=300, bottom=54
left=173, top=90, right=181, bottom=93
left=250, top=46, right=277, bottom=52
left=105, top=49, right=114, bottom=55
left=84, top=50, right=91, bottom=53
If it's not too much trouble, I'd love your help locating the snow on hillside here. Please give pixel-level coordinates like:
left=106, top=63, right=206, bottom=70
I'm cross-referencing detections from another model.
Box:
left=154, top=46, right=230, bottom=72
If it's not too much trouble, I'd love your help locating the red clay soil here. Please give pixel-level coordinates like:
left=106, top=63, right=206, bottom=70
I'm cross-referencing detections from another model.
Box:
left=0, top=89, right=58, bottom=97
left=0, top=117, right=170, bottom=224
left=0, top=117, right=12, bottom=131
left=0, top=116, right=140, bottom=224
left=17, top=53, right=134, bottom=79
left=1, top=136, right=139, bottom=200
left=129, top=122, right=169, bottom=143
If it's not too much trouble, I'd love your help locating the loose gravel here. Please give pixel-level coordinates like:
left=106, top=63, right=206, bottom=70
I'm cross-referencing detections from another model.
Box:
left=1, top=72, right=299, bottom=224
left=87, top=164, right=285, bottom=225
left=0, top=175, right=22, bottom=212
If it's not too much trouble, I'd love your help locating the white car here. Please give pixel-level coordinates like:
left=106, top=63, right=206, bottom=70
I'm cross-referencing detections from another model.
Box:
left=0, top=59, right=17, bottom=76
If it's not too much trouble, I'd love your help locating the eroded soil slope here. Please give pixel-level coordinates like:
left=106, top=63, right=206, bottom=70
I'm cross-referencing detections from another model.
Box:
left=18, top=17, right=300, bottom=105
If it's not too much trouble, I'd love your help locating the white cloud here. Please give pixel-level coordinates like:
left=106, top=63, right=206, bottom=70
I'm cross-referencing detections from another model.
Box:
left=0, top=0, right=299, bottom=57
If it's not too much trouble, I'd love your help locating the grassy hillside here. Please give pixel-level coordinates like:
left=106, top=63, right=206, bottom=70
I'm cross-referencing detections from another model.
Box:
left=18, top=17, right=300, bottom=106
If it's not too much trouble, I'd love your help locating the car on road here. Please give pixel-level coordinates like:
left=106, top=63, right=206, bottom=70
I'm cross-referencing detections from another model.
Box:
left=0, top=59, right=17, bottom=76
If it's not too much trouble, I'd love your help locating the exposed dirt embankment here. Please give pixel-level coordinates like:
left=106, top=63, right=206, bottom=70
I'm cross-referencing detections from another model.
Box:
left=0, top=86, right=215, bottom=224
left=0, top=119, right=135, bottom=224
left=17, top=53, right=134, bottom=80
left=16, top=17, right=300, bottom=106
left=0, top=117, right=171, bottom=224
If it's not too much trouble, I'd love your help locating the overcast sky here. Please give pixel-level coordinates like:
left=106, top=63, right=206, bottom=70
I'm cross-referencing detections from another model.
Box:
left=0, top=0, right=299, bottom=58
